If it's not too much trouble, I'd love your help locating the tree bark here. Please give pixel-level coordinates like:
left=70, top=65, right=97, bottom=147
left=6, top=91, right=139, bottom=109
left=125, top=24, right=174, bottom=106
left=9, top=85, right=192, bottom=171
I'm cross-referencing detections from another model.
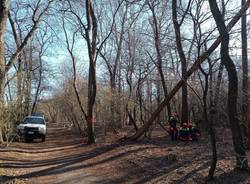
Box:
left=199, top=63, right=217, bottom=180
left=31, top=53, right=42, bottom=114
left=208, top=0, right=248, bottom=169
left=241, top=0, right=249, bottom=148
left=206, top=77, right=217, bottom=181
left=0, top=0, right=9, bottom=144
left=8, top=11, right=23, bottom=119
left=86, top=0, right=97, bottom=144
left=0, top=0, right=8, bottom=102
left=172, top=0, right=189, bottom=124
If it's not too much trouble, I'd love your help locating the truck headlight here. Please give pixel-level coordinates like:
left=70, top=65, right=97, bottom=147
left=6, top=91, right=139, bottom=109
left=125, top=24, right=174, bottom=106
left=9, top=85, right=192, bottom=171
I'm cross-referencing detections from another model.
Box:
left=18, top=126, right=25, bottom=130
left=39, top=127, right=46, bottom=134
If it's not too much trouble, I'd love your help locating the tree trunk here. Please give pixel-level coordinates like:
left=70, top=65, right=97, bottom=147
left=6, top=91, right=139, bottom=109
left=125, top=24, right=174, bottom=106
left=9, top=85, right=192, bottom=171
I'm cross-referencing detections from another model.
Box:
left=200, top=65, right=217, bottom=180
left=241, top=0, right=249, bottom=149
left=23, top=45, right=33, bottom=116
left=0, top=0, right=8, bottom=101
left=31, top=54, right=42, bottom=114
left=156, top=74, right=162, bottom=124
left=87, top=58, right=96, bottom=144
left=126, top=107, right=138, bottom=132
left=208, top=63, right=220, bottom=179
left=86, top=0, right=97, bottom=144
left=9, top=12, right=23, bottom=120
left=206, top=79, right=217, bottom=181
left=209, top=0, right=248, bottom=169
left=148, top=1, right=172, bottom=118
left=0, top=0, right=9, bottom=144
left=110, top=76, right=117, bottom=131
left=172, top=0, right=188, bottom=124
left=16, top=58, right=24, bottom=120
left=207, top=122, right=217, bottom=179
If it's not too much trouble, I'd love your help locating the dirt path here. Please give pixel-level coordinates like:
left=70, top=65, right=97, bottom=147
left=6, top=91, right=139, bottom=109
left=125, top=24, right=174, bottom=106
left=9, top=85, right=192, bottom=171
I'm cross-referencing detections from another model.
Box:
left=0, top=125, right=105, bottom=184
left=1, top=125, right=250, bottom=184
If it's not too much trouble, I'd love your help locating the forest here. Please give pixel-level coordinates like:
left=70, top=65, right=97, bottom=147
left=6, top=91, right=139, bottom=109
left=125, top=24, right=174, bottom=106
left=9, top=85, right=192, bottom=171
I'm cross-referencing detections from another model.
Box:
left=0, top=0, right=250, bottom=183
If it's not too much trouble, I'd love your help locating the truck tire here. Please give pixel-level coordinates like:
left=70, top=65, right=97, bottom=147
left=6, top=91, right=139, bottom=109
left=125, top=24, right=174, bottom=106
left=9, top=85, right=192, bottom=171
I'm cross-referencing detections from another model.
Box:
left=42, top=135, right=46, bottom=142
left=25, top=137, right=32, bottom=143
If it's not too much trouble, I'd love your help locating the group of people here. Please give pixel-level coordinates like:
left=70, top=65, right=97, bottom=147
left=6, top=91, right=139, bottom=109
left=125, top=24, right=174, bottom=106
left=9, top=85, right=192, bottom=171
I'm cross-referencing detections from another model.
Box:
left=168, top=113, right=200, bottom=141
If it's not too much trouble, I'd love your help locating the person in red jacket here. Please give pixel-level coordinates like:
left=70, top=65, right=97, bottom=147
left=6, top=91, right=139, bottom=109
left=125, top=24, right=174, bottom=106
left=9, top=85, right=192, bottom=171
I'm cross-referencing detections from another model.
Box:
left=189, top=123, right=201, bottom=141
left=179, top=123, right=192, bottom=141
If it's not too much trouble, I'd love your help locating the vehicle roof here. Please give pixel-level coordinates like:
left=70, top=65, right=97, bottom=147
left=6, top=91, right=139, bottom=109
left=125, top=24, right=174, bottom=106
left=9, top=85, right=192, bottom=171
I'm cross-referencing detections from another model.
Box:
left=24, top=116, right=44, bottom=119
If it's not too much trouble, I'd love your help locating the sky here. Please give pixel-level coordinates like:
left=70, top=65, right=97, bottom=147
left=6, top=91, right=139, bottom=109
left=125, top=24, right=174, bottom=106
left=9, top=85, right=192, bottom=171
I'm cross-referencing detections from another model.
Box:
left=5, top=0, right=250, bottom=101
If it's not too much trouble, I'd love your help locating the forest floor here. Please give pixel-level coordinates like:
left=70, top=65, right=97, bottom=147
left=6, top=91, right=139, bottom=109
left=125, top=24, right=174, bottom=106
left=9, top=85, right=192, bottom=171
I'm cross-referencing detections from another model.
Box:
left=0, top=123, right=250, bottom=184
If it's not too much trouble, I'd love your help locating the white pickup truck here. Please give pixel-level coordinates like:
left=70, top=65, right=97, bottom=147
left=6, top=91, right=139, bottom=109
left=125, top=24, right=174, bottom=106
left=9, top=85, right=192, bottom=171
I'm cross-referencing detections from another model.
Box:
left=17, top=116, right=47, bottom=142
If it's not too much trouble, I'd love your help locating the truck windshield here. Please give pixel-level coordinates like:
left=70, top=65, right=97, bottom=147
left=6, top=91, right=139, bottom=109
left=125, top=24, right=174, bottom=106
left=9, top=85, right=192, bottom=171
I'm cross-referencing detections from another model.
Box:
left=24, top=117, right=45, bottom=124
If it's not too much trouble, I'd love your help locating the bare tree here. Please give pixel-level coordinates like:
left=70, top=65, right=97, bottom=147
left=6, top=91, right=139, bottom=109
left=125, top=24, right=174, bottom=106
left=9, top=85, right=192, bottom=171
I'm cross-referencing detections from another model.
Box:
left=99, top=1, right=128, bottom=131
left=31, top=27, right=52, bottom=114
left=0, top=0, right=9, bottom=143
left=63, top=0, right=124, bottom=144
left=172, top=0, right=192, bottom=123
left=2, top=0, right=54, bottom=96
left=147, top=0, right=172, bottom=118
left=62, top=16, right=88, bottom=135
left=241, top=0, right=249, bottom=148
left=199, top=59, right=218, bottom=180
left=208, top=0, right=248, bottom=169
left=126, top=0, right=250, bottom=141
left=0, top=0, right=55, bottom=143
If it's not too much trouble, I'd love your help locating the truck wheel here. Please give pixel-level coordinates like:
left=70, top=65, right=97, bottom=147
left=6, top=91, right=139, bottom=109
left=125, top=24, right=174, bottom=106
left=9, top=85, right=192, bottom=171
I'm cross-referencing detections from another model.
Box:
left=42, top=136, right=46, bottom=142
left=25, top=137, right=32, bottom=143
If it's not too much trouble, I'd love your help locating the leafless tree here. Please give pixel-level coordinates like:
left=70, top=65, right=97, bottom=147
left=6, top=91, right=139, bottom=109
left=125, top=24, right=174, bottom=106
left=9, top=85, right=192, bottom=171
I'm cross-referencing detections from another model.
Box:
left=31, top=27, right=53, bottom=114
left=126, top=0, right=250, bottom=141
left=0, top=0, right=55, bottom=143
left=208, top=0, right=248, bottom=169
left=241, top=0, right=249, bottom=148
left=0, top=0, right=9, bottom=143
left=172, top=0, right=192, bottom=124
left=147, top=0, right=172, bottom=118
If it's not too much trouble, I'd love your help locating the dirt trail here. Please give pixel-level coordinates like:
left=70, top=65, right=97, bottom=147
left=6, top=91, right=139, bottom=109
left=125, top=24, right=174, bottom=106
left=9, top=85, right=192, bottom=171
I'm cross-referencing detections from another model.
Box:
left=1, top=125, right=250, bottom=184
left=0, top=125, right=105, bottom=184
